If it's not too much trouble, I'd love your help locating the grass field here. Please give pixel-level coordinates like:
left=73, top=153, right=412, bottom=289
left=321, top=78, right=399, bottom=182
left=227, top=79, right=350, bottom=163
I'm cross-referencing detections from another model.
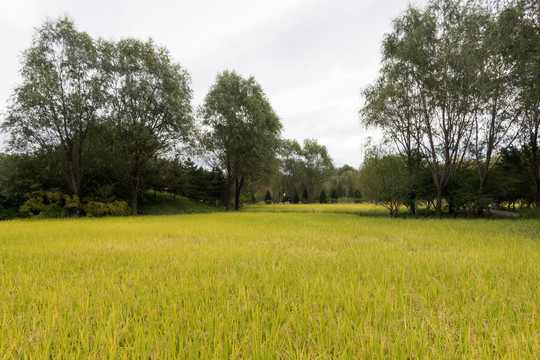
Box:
left=1, top=205, right=539, bottom=358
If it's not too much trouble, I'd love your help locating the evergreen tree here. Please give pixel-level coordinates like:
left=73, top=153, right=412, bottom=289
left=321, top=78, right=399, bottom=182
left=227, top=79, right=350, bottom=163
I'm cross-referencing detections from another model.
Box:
left=265, top=190, right=272, bottom=204
left=319, top=190, right=327, bottom=204
left=330, top=188, right=338, bottom=203
left=302, top=188, right=308, bottom=203
left=293, top=191, right=300, bottom=204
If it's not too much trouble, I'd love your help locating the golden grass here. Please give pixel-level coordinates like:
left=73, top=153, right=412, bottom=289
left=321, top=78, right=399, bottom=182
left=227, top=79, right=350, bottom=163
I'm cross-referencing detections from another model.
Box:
left=0, top=211, right=538, bottom=358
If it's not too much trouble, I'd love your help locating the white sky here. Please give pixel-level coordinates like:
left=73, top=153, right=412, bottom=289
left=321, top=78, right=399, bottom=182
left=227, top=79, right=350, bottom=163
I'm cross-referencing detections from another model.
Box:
left=0, top=0, right=426, bottom=167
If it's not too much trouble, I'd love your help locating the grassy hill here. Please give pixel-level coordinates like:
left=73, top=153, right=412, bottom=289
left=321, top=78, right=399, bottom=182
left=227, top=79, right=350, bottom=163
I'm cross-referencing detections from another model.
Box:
left=137, top=191, right=223, bottom=215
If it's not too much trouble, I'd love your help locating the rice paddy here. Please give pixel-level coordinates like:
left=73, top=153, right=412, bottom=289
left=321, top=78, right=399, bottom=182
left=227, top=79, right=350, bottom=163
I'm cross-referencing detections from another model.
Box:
left=0, top=205, right=539, bottom=358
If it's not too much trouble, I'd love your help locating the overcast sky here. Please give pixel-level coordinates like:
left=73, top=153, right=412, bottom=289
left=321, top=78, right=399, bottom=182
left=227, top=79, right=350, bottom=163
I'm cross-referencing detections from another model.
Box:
left=0, top=0, right=426, bottom=167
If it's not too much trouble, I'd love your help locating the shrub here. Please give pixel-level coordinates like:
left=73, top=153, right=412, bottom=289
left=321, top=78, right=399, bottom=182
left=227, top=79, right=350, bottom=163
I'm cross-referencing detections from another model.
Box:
left=20, top=190, right=67, bottom=218
left=108, top=200, right=130, bottom=216
left=84, top=200, right=130, bottom=217
left=84, top=201, right=109, bottom=217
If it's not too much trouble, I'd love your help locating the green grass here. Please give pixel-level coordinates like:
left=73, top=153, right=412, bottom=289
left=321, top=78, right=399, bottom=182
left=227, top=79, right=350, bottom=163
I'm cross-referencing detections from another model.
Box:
left=0, top=209, right=539, bottom=358
left=138, top=191, right=222, bottom=215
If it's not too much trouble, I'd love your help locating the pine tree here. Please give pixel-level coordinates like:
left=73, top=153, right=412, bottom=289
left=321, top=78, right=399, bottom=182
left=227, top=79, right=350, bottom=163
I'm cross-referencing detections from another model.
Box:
left=293, top=191, right=300, bottom=204
left=330, top=188, right=338, bottom=203
left=302, top=188, right=308, bottom=203
left=319, top=190, right=327, bottom=204
left=265, top=190, right=272, bottom=204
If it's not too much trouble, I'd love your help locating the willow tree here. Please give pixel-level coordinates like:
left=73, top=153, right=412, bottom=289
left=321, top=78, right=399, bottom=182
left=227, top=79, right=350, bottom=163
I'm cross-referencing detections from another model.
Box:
left=279, top=139, right=304, bottom=200
left=200, top=70, right=282, bottom=211
left=300, top=139, right=334, bottom=201
left=2, top=17, right=107, bottom=213
left=362, top=0, right=486, bottom=217
left=105, top=39, right=193, bottom=215
left=470, top=8, right=520, bottom=214
left=497, top=0, right=540, bottom=206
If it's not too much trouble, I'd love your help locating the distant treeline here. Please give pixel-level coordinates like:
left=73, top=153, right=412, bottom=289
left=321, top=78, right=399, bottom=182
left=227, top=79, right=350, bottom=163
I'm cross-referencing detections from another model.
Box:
left=1, top=0, right=538, bottom=219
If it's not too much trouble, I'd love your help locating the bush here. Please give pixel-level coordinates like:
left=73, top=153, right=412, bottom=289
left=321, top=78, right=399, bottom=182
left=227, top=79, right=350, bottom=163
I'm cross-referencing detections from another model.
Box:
left=20, top=190, right=68, bottom=218
left=84, top=201, right=109, bottom=217
left=19, top=189, right=131, bottom=218
left=84, top=200, right=130, bottom=217
left=108, top=200, right=130, bottom=216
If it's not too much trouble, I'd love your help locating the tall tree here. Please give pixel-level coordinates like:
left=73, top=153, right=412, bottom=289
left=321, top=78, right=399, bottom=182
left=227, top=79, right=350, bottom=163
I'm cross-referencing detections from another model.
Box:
left=497, top=0, right=540, bottom=205
left=363, top=0, right=485, bottom=217
left=470, top=9, right=519, bottom=214
left=361, top=67, right=423, bottom=213
left=301, top=139, right=334, bottom=201
left=2, top=17, right=107, bottom=213
left=279, top=139, right=304, bottom=199
left=105, top=38, right=193, bottom=215
left=200, top=70, right=282, bottom=211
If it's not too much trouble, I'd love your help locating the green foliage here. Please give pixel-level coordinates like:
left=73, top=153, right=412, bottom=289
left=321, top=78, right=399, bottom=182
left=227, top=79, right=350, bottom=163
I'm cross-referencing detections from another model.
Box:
left=18, top=190, right=130, bottom=218
left=83, top=200, right=130, bottom=217
left=497, top=1, right=540, bottom=206
left=362, top=0, right=491, bottom=216
left=0, top=152, right=61, bottom=208
left=319, top=190, right=327, bottom=204
left=2, top=17, right=107, bottom=201
left=83, top=201, right=110, bottom=217
left=138, top=191, right=222, bottom=215
left=278, top=138, right=334, bottom=203
left=264, top=190, right=272, bottom=204
left=487, top=147, right=536, bottom=206
left=200, top=70, right=282, bottom=211
left=175, top=159, right=227, bottom=205
left=20, top=190, right=68, bottom=218
left=359, top=152, right=416, bottom=217
left=330, top=188, right=338, bottom=203
left=302, top=188, right=309, bottom=203
left=104, top=38, right=193, bottom=215
left=292, top=191, right=300, bottom=204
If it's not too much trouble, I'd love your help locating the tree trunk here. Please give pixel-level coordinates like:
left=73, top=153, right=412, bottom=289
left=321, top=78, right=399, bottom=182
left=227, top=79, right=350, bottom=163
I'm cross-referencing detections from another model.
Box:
left=234, top=177, right=244, bottom=211
left=235, top=189, right=241, bottom=210
left=409, top=192, right=416, bottom=215
left=131, top=188, right=138, bottom=216
left=435, top=188, right=443, bottom=218
left=69, top=171, right=82, bottom=217
left=535, top=175, right=540, bottom=208
left=131, top=175, right=140, bottom=216
left=448, top=196, right=455, bottom=216
left=226, top=183, right=233, bottom=211
left=476, top=176, right=487, bottom=217
left=532, top=149, right=540, bottom=207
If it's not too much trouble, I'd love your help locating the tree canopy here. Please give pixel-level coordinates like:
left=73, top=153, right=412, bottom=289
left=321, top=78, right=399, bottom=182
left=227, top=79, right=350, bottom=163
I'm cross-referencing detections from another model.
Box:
left=200, top=70, right=282, bottom=211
